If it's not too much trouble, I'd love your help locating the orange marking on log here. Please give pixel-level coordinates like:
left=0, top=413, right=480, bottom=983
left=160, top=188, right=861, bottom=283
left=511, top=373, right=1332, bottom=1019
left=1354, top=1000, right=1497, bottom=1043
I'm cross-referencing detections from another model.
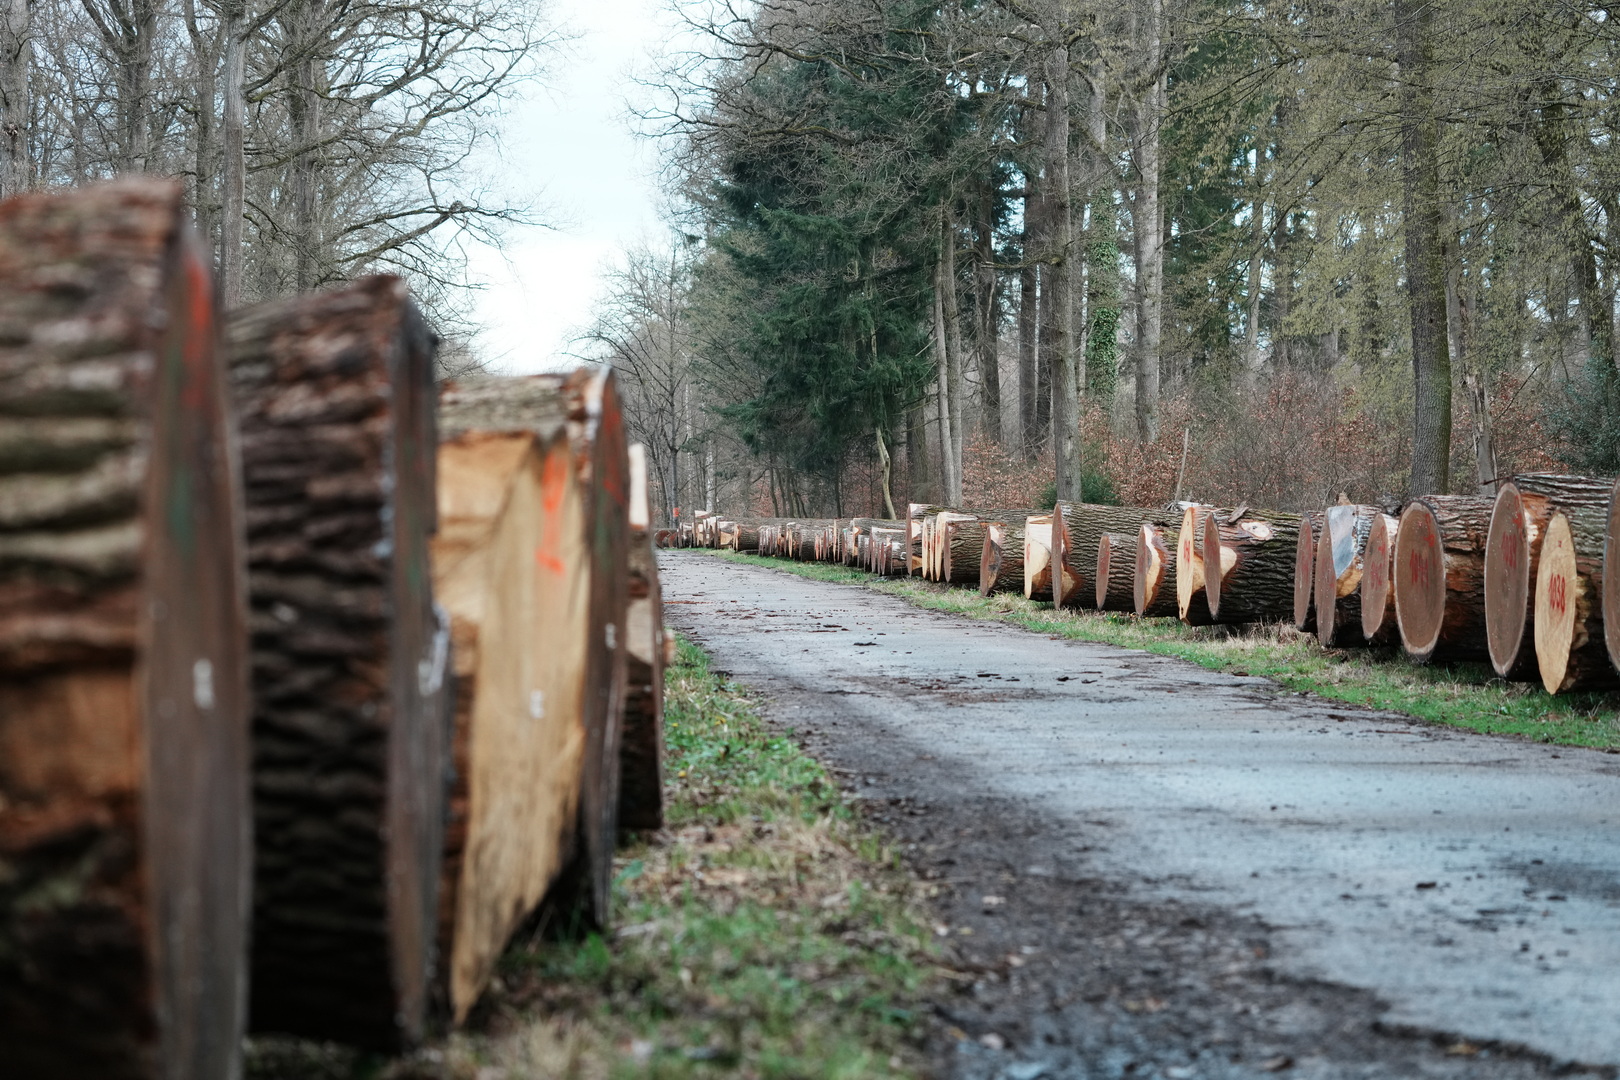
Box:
left=180, top=246, right=215, bottom=411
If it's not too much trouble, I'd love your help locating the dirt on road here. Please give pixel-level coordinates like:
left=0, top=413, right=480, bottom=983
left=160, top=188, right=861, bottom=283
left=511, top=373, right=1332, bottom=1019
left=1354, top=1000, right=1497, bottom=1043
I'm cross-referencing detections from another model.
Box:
left=661, top=553, right=1620, bottom=1080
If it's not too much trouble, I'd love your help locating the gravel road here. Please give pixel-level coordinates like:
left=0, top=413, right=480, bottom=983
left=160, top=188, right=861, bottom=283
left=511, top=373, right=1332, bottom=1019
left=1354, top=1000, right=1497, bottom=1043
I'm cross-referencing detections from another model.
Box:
left=660, top=553, right=1620, bottom=1080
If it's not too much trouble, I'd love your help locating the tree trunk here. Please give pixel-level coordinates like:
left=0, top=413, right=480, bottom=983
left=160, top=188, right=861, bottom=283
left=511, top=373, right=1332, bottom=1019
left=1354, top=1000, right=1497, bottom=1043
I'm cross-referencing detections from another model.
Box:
left=1024, top=515, right=1054, bottom=600
left=0, top=180, right=251, bottom=1080
left=220, top=0, right=246, bottom=305
left=974, top=187, right=1001, bottom=442
left=1045, top=43, right=1080, bottom=499
left=941, top=210, right=965, bottom=498
left=229, top=277, right=450, bottom=1050
left=1096, top=531, right=1136, bottom=611
left=1132, top=0, right=1165, bottom=444
left=1392, top=495, right=1493, bottom=662
left=1019, top=189, right=1039, bottom=456
left=0, top=0, right=26, bottom=196
left=1483, top=474, right=1614, bottom=679
left=1533, top=506, right=1617, bottom=693
left=1396, top=0, right=1452, bottom=495
left=1203, top=509, right=1302, bottom=624
left=943, top=518, right=987, bottom=586
left=287, top=0, right=327, bottom=291
left=1134, top=520, right=1180, bottom=618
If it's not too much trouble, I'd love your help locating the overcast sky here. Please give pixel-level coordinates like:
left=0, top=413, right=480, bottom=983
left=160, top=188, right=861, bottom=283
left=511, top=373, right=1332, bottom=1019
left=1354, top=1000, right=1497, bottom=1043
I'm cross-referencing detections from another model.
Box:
left=464, top=0, right=681, bottom=374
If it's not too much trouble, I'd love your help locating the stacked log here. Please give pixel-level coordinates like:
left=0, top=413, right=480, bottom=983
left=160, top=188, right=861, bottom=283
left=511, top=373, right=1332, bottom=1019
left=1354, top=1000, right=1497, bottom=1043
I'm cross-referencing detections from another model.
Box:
left=429, top=376, right=584, bottom=1024
left=1134, top=521, right=1180, bottom=618
left=1202, top=508, right=1302, bottom=624
left=1023, top=515, right=1055, bottom=600
left=979, top=521, right=1024, bottom=596
left=1355, top=511, right=1401, bottom=645
left=943, top=517, right=989, bottom=585
left=0, top=180, right=252, bottom=1080
left=1293, top=509, right=1325, bottom=632
left=1392, top=495, right=1493, bottom=663
left=1052, top=503, right=1171, bottom=609
left=1484, top=474, right=1614, bottom=679
left=230, top=276, right=451, bottom=1049
left=621, top=445, right=667, bottom=830
left=1311, top=505, right=1385, bottom=647
left=1531, top=505, right=1617, bottom=693
left=1095, top=532, right=1137, bottom=611
left=1173, top=505, right=1223, bottom=625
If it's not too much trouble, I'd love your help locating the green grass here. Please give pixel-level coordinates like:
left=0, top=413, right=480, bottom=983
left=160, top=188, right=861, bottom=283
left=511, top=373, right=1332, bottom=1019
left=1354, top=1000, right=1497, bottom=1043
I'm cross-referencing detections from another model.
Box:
left=699, top=549, right=1620, bottom=752
left=246, top=635, right=940, bottom=1080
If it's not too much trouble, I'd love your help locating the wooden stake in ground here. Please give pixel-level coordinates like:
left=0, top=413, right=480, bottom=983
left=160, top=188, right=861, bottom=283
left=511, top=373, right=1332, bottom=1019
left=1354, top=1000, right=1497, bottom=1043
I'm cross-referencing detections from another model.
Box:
left=0, top=179, right=251, bottom=1080
left=1203, top=508, right=1302, bottom=624
left=1357, top=511, right=1401, bottom=645
left=1484, top=474, right=1614, bottom=679
left=1392, top=495, right=1493, bottom=663
left=1533, top=505, right=1618, bottom=693
left=429, top=375, right=609, bottom=1025
left=1294, top=510, right=1325, bottom=632
left=1312, top=505, right=1382, bottom=647
left=1024, top=515, right=1055, bottom=601
left=1096, top=531, right=1137, bottom=611
left=1174, top=505, right=1221, bottom=625
left=1135, top=521, right=1180, bottom=618
left=230, top=276, right=450, bottom=1049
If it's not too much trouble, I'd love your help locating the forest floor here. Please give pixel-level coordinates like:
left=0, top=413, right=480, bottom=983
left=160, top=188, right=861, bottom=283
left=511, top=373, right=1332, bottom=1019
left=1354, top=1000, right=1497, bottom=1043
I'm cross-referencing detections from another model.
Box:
left=703, top=550, right=1620, bottom=752
left=657, top=551, right=1620, bottom=1079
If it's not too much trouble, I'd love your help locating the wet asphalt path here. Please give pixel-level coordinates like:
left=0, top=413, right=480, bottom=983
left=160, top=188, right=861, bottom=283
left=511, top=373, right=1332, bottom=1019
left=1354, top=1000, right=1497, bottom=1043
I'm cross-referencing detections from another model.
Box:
left=660, top=553, right=1620, bottom=1073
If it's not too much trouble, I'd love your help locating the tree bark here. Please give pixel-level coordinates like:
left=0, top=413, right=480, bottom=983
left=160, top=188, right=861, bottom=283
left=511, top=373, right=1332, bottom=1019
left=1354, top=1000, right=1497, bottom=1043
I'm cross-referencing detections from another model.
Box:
left=621, top=444, right=666, bottom=832
left=1132, top=0, right=1166, bottom=444
left=0, top=0, right=25, bottom=196
left=1396, top=0, right=1452, bottom=495
left=974, top=186, right=1001, bottom=442
left=1019, top=188, right=1039, bottom=456
left=1045, top=43, right=1080, bottom=499
left=220, top=0, right=247, bottom=305
left=0, top=179, right=250, bottom=1080
left=229, top=276, right=451, bottom=1050
left=982, top=520, right=1026, bottom=596
left=1203, top=509, right=1302, bottom=624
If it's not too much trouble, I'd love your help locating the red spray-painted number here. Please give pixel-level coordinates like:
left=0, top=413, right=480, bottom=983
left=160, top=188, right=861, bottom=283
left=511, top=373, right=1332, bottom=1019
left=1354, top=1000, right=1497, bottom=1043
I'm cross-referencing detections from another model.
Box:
left=1502, top=528, right=1520, bottom=573
left=1548, top=573, right=1569, bottom=617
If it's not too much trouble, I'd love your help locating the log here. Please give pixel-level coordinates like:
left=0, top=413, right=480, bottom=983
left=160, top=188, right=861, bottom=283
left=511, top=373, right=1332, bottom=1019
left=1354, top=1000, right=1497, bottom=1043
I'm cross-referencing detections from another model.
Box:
left=1534, top=506, right=1618, bottom=693
left=1135, top=521, right=1181, bottom=618
left=1024, top=515, right=1055, bottom=601
left=943, top=518, right=988, bottom=586
left=1293, top=509, right=1325, bottom=632
left=1392, top=495, right=1493, bottom=663
left=1173, top=505, right=1221, bottom=625
left=230, top=276, right=451, bottom=1049
left=1202, top=508, right=1302, bottom=624
left=1312, top=505, right=1383, bottom=647
left=1484, top=474, right=1614, bottom=679
left=906, top=503, right=952, bottom=575
left=980, top=521, right=1025, bottom=596
left=1052, top=503, right=1165, bottom=609
left=0, top=179, right=251, bottom=1080
left=1096, top=531, right=1136, bottom=611
left=1356, top=510, right=1400, bottom=645
left=621, top=445, right=666, bottom=831
left=1606, top=480, right=1620, bottom=672
left=430, top=384, right=584, bottom=1024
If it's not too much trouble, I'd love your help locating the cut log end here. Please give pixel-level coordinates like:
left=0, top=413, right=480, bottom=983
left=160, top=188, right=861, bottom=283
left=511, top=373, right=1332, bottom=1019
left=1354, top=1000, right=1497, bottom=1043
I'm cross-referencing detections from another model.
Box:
left=1393, top=501, right=1446, bottom=661
left=1600, top=480, right=1620, bottom=672
left=1485, top=483, right=1533, bottom=677
left=1294, top=516, right=1316, bottom=631
left=1359, top=513, right=1396, bottom=645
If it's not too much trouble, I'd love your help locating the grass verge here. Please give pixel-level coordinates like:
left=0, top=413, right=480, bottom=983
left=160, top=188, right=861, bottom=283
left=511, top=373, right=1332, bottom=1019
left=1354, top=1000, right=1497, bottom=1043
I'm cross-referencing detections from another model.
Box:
left=699, top=549, right=1620, bottom=752
left=247, top=635, right=937, bottom=1080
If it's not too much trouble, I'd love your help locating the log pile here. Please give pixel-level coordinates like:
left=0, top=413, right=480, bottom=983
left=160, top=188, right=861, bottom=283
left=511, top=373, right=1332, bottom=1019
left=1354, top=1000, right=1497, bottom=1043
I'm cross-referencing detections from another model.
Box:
left=0, top=180, right=252, bottom=1080
left=5, top=180, right=660, bottom=1066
